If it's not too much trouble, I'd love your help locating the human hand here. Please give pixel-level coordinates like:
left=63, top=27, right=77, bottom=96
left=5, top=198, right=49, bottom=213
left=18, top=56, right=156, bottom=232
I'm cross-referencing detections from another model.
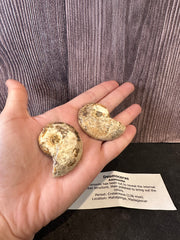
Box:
left=0, top=80, right=141, bottom=239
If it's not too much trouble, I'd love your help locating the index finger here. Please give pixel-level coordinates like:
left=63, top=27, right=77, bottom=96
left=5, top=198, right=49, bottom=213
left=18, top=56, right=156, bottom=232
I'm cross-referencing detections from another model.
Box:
left=68, top=80, right=119, bottom=109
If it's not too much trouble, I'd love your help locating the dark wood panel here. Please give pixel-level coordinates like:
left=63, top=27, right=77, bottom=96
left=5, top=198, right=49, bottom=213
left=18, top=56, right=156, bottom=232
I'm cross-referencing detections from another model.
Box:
left=65, top=0, right=180, bottom=142
left=0, top=0, right=68, bottom=116
left=0, top=0, right=179, bottom=141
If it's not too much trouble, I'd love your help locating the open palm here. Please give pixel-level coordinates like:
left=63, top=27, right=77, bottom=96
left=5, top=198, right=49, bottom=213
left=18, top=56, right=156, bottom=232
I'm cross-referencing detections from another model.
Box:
left=0, top=79, right=141, bottom=239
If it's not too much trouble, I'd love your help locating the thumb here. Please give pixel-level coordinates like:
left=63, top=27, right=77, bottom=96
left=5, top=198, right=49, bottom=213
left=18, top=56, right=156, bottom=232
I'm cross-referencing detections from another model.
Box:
left=3, top=79, right=29, bottom=117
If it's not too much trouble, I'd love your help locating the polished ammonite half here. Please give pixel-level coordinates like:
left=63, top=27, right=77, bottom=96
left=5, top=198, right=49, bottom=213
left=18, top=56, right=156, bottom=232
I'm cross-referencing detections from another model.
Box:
left=78, top=103, right=126, bottom=141
left=38, top=122, right=83, bottom=177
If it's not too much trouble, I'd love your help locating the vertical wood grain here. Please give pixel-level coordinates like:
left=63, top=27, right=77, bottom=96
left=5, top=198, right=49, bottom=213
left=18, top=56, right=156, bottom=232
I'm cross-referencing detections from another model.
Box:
left=0, top=0, right=179, bottom=142
left=0, top=0, right=68, bottom=116
left=66, top=0, right=180, bottom=142
left=65, top=0, right=126, bottom=96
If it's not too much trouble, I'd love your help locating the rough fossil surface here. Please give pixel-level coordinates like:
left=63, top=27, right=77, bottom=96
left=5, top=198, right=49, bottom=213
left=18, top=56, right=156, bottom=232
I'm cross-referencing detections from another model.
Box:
left=38, top=122, right=83, bottom=177
left=78, top=103, right=126, bottom=141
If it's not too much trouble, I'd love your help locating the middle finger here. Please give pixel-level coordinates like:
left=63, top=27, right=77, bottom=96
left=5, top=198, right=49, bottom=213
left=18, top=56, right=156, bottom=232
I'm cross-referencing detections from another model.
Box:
left=98, top=82, right=135, bottom=112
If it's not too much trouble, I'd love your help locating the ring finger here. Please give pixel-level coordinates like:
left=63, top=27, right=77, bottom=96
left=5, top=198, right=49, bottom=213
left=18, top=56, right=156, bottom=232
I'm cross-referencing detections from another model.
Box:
left=114, top=104, right=142, bottom=126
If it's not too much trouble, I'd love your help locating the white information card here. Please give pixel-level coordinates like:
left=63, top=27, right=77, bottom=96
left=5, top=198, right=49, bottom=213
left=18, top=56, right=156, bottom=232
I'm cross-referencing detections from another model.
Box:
left=69, top=171, right=176, bottom=211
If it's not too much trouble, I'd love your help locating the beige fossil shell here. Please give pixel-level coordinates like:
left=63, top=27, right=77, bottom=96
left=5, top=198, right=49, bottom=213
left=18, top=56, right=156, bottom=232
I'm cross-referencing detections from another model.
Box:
left=78, top=103, right=126, bottom=141
left=38, top=122, right=83, bottom=177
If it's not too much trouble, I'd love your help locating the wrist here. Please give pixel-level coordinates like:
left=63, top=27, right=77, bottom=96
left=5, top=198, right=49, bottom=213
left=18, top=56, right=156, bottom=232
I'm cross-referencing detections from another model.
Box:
left=0, top=214, right=33, bottom=240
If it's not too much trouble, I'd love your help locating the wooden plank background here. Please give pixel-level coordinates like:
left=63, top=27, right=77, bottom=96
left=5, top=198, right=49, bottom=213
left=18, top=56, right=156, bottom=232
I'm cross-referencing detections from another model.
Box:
left=0, top=0, right=179, bottom=142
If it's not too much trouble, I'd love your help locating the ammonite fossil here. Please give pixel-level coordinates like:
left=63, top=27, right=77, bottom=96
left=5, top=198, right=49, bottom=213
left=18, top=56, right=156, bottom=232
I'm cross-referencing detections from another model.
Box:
left=38, top=122, right=83, bottom=177
left=38, top=104, right=125, bottom=177
left=78, top=103, right=126, bottom=141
